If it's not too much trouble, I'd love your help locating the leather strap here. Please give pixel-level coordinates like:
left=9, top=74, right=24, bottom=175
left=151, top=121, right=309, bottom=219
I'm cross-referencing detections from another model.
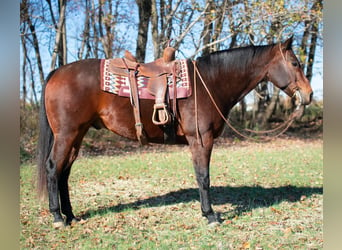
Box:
left=281, top=82, right=298, bottom=97
left=172, top=63, right=177, bottom=120
left=122, top=58, right=147, bottom=145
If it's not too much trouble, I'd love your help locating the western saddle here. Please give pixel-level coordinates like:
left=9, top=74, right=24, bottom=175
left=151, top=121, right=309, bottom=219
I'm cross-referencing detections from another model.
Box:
left=108, top=46, right=178, bottom=144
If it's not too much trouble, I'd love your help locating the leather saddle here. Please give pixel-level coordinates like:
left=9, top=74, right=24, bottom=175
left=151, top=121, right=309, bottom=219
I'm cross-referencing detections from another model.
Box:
left=108, top=46, right=177, bottom=126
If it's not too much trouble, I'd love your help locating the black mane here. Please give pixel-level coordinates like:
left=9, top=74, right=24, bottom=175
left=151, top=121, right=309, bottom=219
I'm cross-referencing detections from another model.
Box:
left=196, top=44, right=276, bottom=80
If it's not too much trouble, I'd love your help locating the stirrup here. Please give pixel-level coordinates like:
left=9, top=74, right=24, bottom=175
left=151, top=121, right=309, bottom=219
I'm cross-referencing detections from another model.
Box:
left=152, top=103, right=170, bottom=125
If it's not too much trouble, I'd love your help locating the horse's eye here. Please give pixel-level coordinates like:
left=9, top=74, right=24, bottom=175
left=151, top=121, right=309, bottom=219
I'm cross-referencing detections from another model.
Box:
left=291, top=62, right=298, bottom=67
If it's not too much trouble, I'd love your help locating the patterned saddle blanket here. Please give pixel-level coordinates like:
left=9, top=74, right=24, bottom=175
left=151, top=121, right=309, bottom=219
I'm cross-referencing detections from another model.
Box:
left=100, top=59, right=191, bottom=100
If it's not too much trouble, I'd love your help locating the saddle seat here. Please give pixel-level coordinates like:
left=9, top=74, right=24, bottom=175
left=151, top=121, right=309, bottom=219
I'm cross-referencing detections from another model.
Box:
left=140, top=47, right=176, bottom=76
left=112, top=46, right=176, bottom=78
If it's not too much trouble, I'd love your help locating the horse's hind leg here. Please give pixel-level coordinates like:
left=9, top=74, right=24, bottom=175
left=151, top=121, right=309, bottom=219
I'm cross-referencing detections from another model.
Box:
left=59, top=137, right=85, bottom=225
left=46, top=132, right=80, bottom=228
left=46, top=140, right=69, bottom=228
left=59, top=167, right=75, bottom=225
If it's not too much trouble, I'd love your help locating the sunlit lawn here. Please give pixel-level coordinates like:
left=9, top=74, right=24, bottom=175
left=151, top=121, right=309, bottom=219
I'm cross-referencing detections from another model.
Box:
left=20, top=138, right=323, bottom=249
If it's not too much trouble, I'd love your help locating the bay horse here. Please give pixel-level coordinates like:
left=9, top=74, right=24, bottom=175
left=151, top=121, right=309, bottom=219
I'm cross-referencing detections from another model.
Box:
left=37, top=37, right=313, bottom=228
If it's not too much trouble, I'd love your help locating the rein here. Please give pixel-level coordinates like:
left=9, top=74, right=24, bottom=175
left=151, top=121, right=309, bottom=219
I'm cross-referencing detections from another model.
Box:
left=192, top=61, right=300, bottom=142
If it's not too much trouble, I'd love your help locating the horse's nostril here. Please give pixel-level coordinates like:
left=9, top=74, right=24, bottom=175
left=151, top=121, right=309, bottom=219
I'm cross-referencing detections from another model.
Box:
left=310, top=92, right=313, bottom=103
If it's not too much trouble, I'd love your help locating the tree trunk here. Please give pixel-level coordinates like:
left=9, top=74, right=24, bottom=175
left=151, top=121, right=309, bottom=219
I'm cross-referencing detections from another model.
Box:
left=305, top=0, right=322, bottom=82
left=210, top=0, right=227, bottom=52
left=260, top=86, right=280, bottom=128
left=22, top=0, right=45, bottom=85
left=78, top=0, right=90, bottom=59
left=300, top=20, right=310, bottom=73
left=90, top=0, right=99, bottom=58
left=59, top=15, right=67, bottom=66
left=98, top=0, right=116, bottom=58
left=151, top=0, right=182, bottom=59
left=200, top=0, right=215, bottom=56
left=151, top=0, right=159, bottom=59
left=50, top=0, right=67, bottom=71
left=165, top=0, right=173, bottom=40
left=20, top=34, right=27, bottom=108
left=136, top=0, right=152, bottom=62
left=253, top=83, right=268, bottom=129
left=239, top=98, right=246, bottom=126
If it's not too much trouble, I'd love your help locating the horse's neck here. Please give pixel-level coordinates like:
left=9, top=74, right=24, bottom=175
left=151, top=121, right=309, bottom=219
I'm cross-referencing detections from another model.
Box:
left=198, top=48, right=272, bottom=113
left=219, top=50, right=270, bottom=103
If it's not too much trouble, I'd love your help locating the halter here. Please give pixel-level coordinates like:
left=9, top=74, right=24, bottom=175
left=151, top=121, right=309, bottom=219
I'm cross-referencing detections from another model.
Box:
left=278, top=43, right=302, bottom=106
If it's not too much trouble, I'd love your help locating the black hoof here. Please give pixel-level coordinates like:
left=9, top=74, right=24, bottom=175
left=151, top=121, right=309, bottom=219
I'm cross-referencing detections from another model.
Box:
left=66, top=217, right=81, bottom=226
left=206, top=213, right=222, bottom=224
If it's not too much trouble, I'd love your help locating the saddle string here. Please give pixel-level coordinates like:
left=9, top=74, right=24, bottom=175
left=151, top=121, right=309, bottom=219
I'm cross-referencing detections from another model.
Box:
left=192, top=61, right=298, bottom=141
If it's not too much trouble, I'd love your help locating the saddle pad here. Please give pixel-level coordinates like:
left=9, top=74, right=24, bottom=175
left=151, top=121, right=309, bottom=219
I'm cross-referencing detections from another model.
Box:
left=100, top=59, right=191, bottom=99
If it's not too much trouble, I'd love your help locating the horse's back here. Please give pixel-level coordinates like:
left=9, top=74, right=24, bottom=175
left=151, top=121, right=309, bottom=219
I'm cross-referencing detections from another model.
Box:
left=47, top=59, right=101, bottom=87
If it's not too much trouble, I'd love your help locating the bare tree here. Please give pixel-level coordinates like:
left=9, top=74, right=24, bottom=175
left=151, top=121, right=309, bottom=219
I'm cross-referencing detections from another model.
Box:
left=136, top=0, right=152, bottom=62
left=97, top=0, right=120, bottom=58
left=90, top=0, right=100, bottom=58
left=20, top=33, right=28, bottom=108
left=151, top=0, right=181, bottom=58
left=49, top=0, right=67, bottom=70
left=200, top=0, right=228, bottom=55
left=200, top=0, right=215, bottom=56
left=301, top=0, right=323, bottom=82
left=78, top=0, right=91, bottom=59
left=20, top=0, right=45, bottom=87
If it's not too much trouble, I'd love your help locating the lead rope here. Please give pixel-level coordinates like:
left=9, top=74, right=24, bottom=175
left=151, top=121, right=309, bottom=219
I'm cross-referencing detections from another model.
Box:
left=192, top=61, right=298, bottom=142
left=193, top=61, right=202, bottom=146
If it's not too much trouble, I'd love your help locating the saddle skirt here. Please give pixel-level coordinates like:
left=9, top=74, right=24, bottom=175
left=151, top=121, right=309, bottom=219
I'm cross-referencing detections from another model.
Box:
left=100, top=59, right=191, bottom=99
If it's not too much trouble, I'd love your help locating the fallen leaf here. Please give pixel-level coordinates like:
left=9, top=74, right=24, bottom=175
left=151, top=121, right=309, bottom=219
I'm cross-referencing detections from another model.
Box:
left=270, top=207, right=282, bottom=214
left=284, top=227, right=293, bottom=237
left=242, top=241, right=250, bottom=249
left=225, top=220, right=232, bottom=225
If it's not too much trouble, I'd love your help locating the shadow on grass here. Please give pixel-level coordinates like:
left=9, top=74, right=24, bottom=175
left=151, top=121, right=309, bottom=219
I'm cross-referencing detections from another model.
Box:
left=81, top=185, right=322, bottom=220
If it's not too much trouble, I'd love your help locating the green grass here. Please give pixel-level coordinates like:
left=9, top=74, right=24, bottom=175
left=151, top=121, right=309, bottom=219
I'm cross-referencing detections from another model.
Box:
left=20, top=138, right=323, bottom=249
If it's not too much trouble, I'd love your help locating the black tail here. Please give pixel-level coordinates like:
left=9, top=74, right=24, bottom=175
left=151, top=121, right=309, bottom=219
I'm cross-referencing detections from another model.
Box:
left=37, top=70, right=56, bottom=199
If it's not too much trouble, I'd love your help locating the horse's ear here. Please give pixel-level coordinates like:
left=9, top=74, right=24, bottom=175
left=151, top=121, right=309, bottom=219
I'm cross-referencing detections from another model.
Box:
left=282, top=36, right=293, bottom=50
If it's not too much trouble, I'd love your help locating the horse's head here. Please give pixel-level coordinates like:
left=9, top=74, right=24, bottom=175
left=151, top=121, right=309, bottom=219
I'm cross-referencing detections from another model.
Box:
left=266, top=37, right=313, bottom=107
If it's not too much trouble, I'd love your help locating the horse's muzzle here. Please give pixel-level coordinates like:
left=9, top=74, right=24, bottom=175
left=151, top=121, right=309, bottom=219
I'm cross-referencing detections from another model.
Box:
left=296, top=89, right=313, bottom=106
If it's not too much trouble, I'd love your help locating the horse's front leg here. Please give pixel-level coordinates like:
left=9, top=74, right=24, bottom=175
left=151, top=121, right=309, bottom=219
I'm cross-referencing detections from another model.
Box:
left=188, top=132, right=219, bottom=224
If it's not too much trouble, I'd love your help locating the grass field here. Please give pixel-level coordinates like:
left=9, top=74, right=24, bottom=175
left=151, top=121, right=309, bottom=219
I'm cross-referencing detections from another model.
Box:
left=20, top=138, right=323, bottom=249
